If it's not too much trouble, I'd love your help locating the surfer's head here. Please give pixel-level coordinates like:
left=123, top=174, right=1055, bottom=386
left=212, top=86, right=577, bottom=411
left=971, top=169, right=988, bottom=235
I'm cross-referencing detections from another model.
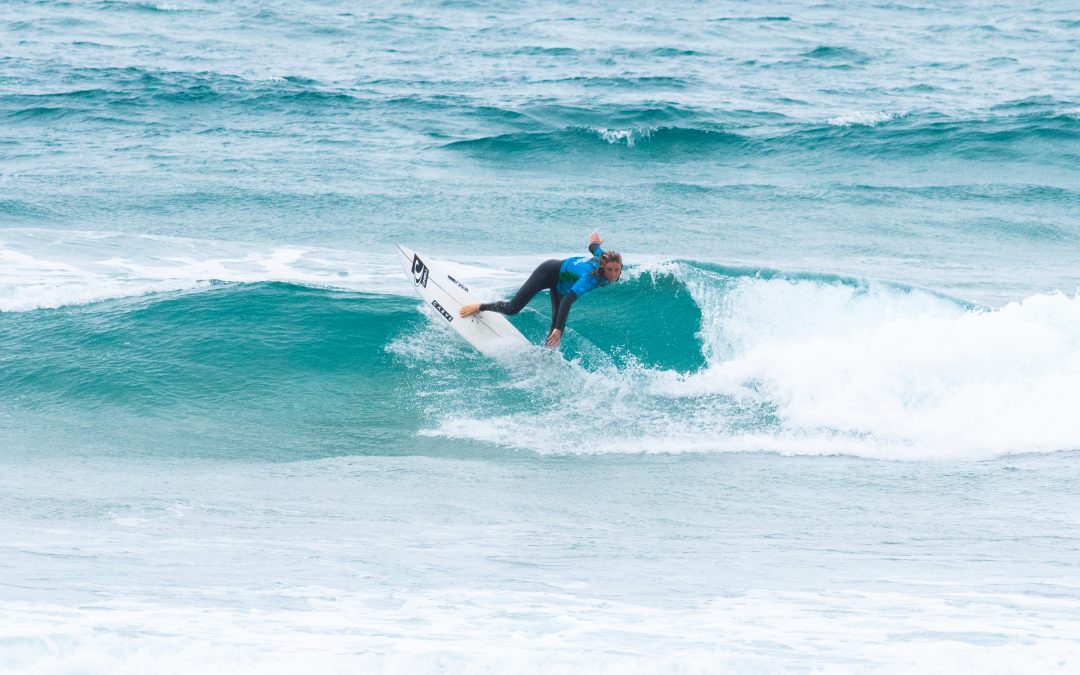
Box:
left=598, top=251, right=622, bottom=282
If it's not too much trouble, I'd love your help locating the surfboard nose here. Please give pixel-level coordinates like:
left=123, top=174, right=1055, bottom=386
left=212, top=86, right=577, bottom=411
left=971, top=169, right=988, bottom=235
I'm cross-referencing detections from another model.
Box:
left=395, top=246, right=530, bottom=356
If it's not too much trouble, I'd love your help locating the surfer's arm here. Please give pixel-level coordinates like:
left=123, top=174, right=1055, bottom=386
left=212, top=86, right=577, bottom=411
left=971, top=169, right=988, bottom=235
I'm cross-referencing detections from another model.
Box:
left=589, top=231, right=604, bottom=257
left=553, top=290, right=578, bottom=332
left=555, top=270, right=605, bottom=333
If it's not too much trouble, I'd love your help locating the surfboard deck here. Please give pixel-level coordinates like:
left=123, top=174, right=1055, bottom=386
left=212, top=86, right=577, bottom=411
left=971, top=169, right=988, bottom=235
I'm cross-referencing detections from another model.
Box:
left=396, top=244, right=530, bottom=356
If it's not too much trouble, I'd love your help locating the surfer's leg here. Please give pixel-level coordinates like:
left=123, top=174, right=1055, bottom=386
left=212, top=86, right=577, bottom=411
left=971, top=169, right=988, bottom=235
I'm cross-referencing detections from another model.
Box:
left=478, top=259, right=561, bottom=316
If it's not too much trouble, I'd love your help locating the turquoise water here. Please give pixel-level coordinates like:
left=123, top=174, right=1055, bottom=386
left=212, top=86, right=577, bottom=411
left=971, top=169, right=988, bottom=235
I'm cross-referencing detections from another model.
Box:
left=2, top=1, right=1080, bottom=672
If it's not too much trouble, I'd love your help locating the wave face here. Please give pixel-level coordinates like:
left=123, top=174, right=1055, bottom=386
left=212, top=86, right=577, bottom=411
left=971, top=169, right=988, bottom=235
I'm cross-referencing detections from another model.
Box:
left=4, top=234, right=1078, bottom=461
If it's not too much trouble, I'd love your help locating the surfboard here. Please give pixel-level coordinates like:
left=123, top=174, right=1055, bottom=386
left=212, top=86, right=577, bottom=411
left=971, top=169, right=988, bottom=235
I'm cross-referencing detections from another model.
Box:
left=396, top=244, right=530, bottom=356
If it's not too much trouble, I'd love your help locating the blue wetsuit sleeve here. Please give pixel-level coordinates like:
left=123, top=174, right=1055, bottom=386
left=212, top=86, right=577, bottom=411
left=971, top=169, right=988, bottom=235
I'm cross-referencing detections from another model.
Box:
left=554, top=291, right=578, bottom=332
left=588, top=242, right=604, bottom=257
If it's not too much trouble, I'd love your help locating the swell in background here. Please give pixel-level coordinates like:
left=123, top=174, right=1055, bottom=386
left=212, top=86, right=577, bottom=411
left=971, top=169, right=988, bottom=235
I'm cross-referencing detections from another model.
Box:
left=1, top=0, right=1078, bottom=304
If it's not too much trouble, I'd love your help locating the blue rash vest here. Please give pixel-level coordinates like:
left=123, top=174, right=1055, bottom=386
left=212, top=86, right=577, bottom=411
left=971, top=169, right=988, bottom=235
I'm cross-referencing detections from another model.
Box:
left=557, top=244, right=609, bottom=299
left=476, top=241, right=614, bottom=335
left=552, top=243, right=610, bottom=331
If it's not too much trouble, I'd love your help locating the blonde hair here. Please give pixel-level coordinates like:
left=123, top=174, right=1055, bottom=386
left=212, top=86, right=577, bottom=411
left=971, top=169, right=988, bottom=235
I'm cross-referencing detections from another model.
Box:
left=599, top=250, right=622, bottom=267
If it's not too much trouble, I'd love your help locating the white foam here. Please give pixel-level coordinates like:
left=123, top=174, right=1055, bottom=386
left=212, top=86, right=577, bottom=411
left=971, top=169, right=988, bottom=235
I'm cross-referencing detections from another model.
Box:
left=0, top=229, right=551, bottom=312
left=691, top=277, right=1080, bottom=459
left=385, top=304, right=479, bottom=363
left=827, top=111, right=898, bottom=127
left=430, top=264, right=1080, bottom=460
left=593, top=127, right=655, bottom=147
left=2, top=587, right=1077, bottom=674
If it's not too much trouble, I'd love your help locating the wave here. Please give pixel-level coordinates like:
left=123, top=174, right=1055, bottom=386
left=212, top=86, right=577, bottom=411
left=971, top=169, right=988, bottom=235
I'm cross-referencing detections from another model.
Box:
left=0, top=68, right=370, bottom=124
left=536, top=75, right=693, bottom=89
left=3, top=233, right=1079, bottom=461
left=426, top=265, right=1080, bottom=461
left=0, top=69, right=698, bottom=127
left=827, top=111, right=898, bottom=127
left=3, top=106, right=80, bottom=121
left=710, top=16, right=791, bottom=22
left=444, top=126, right=745, bottom=155
left=3, top=65, right=1075, bottom=167
left=802, top=46, right=870, bottom=63
left=0, top=199, right=58, bottom=221
left=95, top=0, right=206, bottom=12
left=516, top=101, right=730, bottom=128
left=443, top=107, right=1080, bottom=161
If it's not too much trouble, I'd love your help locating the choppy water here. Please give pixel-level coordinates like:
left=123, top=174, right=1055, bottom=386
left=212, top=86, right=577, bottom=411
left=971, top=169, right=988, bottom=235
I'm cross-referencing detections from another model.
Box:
left=2, top=1, right=1079, bottom=672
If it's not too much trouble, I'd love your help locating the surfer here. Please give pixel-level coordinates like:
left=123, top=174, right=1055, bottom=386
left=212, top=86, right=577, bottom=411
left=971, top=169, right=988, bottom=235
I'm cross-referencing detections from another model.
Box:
left=460, top=232, right=623, bottom=348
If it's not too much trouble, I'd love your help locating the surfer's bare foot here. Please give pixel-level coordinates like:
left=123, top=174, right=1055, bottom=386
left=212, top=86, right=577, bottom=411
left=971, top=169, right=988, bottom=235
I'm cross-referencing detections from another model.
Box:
left=460, top=304, right=481, bottom=318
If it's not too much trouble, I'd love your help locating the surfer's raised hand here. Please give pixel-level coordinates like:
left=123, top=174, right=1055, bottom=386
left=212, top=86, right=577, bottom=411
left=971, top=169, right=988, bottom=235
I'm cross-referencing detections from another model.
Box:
left=545, top=328, right=562, bottom=348
left=589, top=231, right=603, bottom=246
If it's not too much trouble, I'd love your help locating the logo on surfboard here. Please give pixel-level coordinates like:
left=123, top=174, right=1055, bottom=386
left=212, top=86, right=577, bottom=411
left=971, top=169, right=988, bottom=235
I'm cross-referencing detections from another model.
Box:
left=431, top=299, right=453, bottom=323
left=411, top=255, right=429, bottom=288
left=447, top=275, right=469, bottom=292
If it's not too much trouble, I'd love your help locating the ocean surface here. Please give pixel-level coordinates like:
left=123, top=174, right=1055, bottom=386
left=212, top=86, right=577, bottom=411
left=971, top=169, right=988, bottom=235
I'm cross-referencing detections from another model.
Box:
left=2, top=0, right=1080, bottom=672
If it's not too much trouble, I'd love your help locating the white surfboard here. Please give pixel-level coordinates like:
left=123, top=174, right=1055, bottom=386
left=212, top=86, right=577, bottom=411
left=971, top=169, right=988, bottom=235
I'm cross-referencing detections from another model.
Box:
left=396, top=244, right=530, bottom=356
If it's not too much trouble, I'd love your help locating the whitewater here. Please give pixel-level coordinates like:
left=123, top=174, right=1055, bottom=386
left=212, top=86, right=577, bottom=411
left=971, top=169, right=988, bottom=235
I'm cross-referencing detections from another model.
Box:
left=2, top=0, right=1080, bottom=673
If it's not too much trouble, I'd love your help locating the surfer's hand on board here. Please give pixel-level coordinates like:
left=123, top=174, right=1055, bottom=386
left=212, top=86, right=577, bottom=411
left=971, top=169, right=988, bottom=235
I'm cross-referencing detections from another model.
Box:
left=545, top=329, right=562, bottom=348
left=460, top=304, right=481, bottom=318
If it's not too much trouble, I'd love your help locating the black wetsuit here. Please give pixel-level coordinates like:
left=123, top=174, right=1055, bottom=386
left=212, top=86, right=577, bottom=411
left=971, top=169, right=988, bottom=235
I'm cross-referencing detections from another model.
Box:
left=479, top=242, right=605, bottom=334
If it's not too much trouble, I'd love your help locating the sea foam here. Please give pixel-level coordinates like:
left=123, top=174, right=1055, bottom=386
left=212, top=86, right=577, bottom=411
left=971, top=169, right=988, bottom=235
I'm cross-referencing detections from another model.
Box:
left=3, top=587, right=1077, bottom=675
left=429, top=263, right=1080, bottom=460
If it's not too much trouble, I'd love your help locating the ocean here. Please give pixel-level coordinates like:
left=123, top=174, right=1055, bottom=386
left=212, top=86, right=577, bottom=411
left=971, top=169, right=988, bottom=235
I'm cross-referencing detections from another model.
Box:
left=2, top=0, right=1079, bottom=672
